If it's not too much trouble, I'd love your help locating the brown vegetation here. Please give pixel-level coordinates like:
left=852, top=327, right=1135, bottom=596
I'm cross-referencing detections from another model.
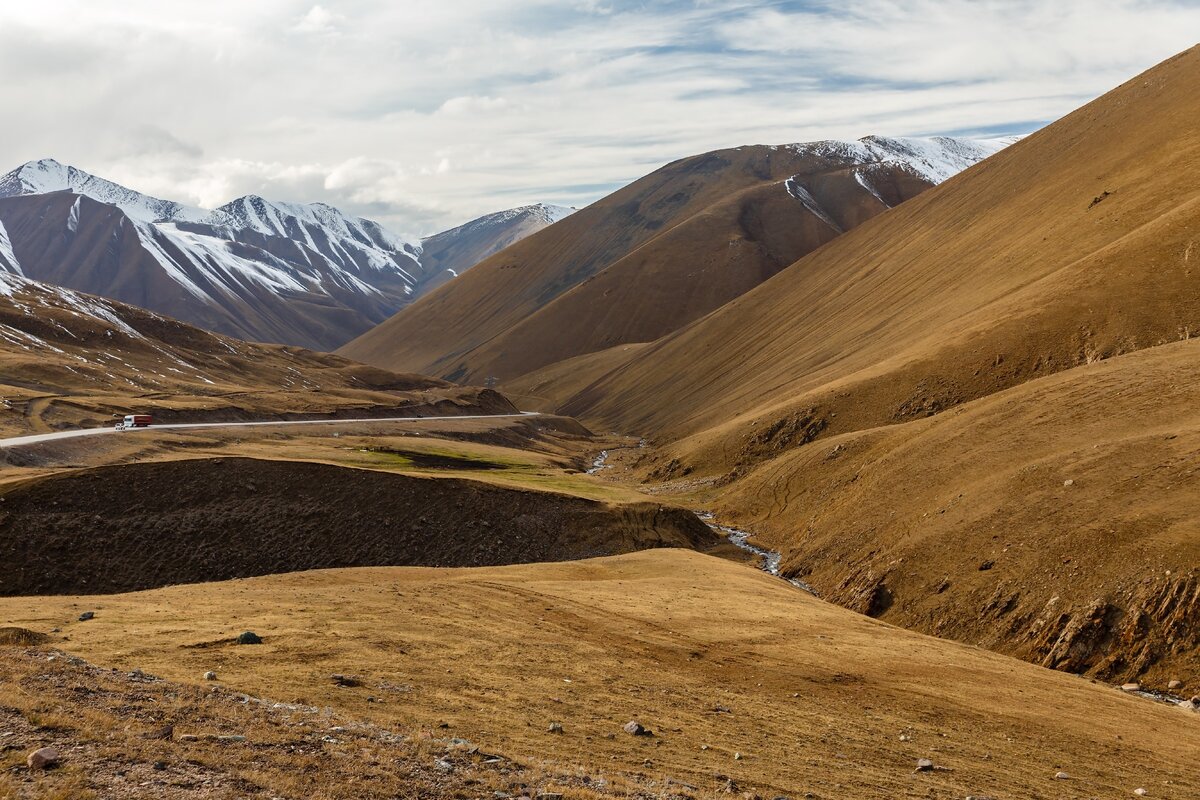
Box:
left=3, top=551, right=1198, bottom=799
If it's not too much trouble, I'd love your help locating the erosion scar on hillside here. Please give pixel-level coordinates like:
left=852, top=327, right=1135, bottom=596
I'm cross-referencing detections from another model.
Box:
left=0, top=457, right=716, bottom=595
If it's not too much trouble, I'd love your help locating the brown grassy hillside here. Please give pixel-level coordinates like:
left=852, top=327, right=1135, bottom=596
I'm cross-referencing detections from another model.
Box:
left=340, top=142, right=954, bottom=383
left=707, top=336, right=1200, bottom=682
left=545, top=46, right=1200, bottom=682
left=561, top=46, right=1200, bottom=453
left=5, top=551, right=1198, bottom=799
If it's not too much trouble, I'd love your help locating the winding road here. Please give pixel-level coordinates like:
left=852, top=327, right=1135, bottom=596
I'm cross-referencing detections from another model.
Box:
left=0, top=412, right=540, bottom=449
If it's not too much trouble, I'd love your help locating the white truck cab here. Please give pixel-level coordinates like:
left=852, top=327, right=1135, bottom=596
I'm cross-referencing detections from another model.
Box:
left=115, top=414, right=153, bottom=431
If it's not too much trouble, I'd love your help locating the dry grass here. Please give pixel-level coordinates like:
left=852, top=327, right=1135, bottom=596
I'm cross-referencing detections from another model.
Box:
left=0, top=645, right=724, bottom=799
left=3, top=550, right=1198, bottom=799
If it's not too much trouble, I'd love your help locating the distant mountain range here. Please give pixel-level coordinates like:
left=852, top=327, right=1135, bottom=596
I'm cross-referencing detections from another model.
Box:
left=0, top=159, right=572, bottom=350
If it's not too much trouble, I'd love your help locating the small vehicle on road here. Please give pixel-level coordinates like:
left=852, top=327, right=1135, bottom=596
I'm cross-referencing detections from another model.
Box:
left=114, top=414, right=153, bottom=431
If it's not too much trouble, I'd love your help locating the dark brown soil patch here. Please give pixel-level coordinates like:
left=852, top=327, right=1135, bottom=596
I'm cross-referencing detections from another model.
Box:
left=369, top=447, right=508, bottom=470
left=0, top=627, right=51, bottom=646
left=0, top=457, right=717, bottom=595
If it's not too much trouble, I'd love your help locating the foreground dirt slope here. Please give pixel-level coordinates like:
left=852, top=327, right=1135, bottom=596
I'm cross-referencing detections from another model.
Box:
left=341, top=142, right=957, bottom=382
left=0, top=457, right=715, bottom=594
left=0, top=647, right=668, bottom=800
left=0, top=274, right=513, bottom=437
left=709, top=336, right=1200, bottom=682
left=3, top=550, right=1198, bottom=799
left=562, top=45, right=1200, bottom=458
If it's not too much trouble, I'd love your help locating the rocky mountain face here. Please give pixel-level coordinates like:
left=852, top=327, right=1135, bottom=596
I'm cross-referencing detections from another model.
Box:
left=340, top=136, right=1015, bottom=383
left=0, top=161, right=567, bottom=351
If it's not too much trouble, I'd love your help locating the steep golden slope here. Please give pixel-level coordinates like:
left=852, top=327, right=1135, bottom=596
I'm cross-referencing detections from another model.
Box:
left=562, top=47, right=1200, bottom=463
left=340, top=140, right=988, bottom=382
left=710, top=336, right=1200, bottom=681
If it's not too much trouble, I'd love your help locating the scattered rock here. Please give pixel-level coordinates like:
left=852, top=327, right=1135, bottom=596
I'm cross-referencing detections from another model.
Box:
left=623, top=720, right=651, bottom=736
left=1168, top=679, right=1182, bottom=690
left=547, top=722, right=563, bottom=734
left=203, top=671, right=217, bottom=681
left=734, top=752, right=742, bottom=760
left=537, top=794, right=564, bottom=800
left=978, top=560, right=994, bottom=571
left=1121, top=682, right=1141, bottom=692
left=331, top=674, right=361, bottom=687
left=1055, top=771, right=1070, bottom=780
left=236, top=631, right=262, bottom=645
left=1134, top=789, right=1148, bottom=797
left=915, top=758, right=934, bottom=772
left=1063, top=479, right=1074, bottom=487
left=78, top=611, right=94, bottom=621
left=153, top=760, right=167, bottom=771
left=217, top=734, right=246, bottom=743
left=26, top=747, right=59, bottom=770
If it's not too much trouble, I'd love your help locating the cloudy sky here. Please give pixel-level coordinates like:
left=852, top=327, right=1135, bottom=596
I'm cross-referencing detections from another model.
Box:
left=2, top=1, right=1197, bottom=235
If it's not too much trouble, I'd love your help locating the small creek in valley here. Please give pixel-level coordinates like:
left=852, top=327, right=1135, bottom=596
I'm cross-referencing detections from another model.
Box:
left=585, top=448, right=817, bottom=595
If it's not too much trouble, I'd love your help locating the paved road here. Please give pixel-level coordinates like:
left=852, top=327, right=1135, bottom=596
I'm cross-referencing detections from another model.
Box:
left=0, top=412, right=540, bottom=449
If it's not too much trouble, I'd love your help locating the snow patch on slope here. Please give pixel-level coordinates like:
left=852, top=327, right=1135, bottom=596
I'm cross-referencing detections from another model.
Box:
left=784, top=179, right=843, bottom=232
left=0, top=220, right=21, bottom=275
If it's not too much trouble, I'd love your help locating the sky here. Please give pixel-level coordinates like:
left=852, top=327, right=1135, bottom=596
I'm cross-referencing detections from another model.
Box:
left=1, top=1, right=1198, bottom=236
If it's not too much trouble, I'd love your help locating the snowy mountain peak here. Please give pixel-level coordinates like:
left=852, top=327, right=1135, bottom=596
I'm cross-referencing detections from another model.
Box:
left=424, top=203, right=576, bottom=244
left=538, top=203, right=576, bottom=224
left=787, top=135, right=1019, bottom=184
left=209, top=195, right=420, bottom=260
left=0, top=159, right=209, bottom=223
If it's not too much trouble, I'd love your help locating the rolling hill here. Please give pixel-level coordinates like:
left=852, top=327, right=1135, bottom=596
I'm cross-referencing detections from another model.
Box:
left=544, top=45, right=1200, bottom=679
left=340, top=136, right=1014, bottom=382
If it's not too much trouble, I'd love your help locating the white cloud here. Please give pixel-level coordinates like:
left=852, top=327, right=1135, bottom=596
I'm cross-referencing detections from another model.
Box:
left=437, top=96, right=511, bottom=115
left=293, top=5, right=344, bottom=35
left=0, top=1, right=1196, bottom=234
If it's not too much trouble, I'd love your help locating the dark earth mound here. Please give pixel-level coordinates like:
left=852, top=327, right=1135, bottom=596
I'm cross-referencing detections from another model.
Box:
left=0, top=627, right=50, bottom=646
left=0, top=457, right=717, bottom=595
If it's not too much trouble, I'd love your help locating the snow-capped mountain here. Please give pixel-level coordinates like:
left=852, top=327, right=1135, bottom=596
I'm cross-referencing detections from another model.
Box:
left=0, top=158, right=209, bottom=223
left=0, top=160, right=562, bottom=350
left=418, top=203, right=576, bottom=292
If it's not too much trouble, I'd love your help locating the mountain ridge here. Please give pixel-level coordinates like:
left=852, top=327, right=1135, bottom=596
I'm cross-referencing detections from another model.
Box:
left=0, top=160, right=571, bottom=350
left=340, top=134, right=1017, bottom=382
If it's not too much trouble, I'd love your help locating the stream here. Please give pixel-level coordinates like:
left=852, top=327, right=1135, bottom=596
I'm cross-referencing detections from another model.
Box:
left=697, top=512, right=819, bottom=595
left=586, top=447, right=818, bottom=595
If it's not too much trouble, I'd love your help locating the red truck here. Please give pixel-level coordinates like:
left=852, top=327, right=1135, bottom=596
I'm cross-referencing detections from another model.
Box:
left=114, top=414, right=153, bottom=431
